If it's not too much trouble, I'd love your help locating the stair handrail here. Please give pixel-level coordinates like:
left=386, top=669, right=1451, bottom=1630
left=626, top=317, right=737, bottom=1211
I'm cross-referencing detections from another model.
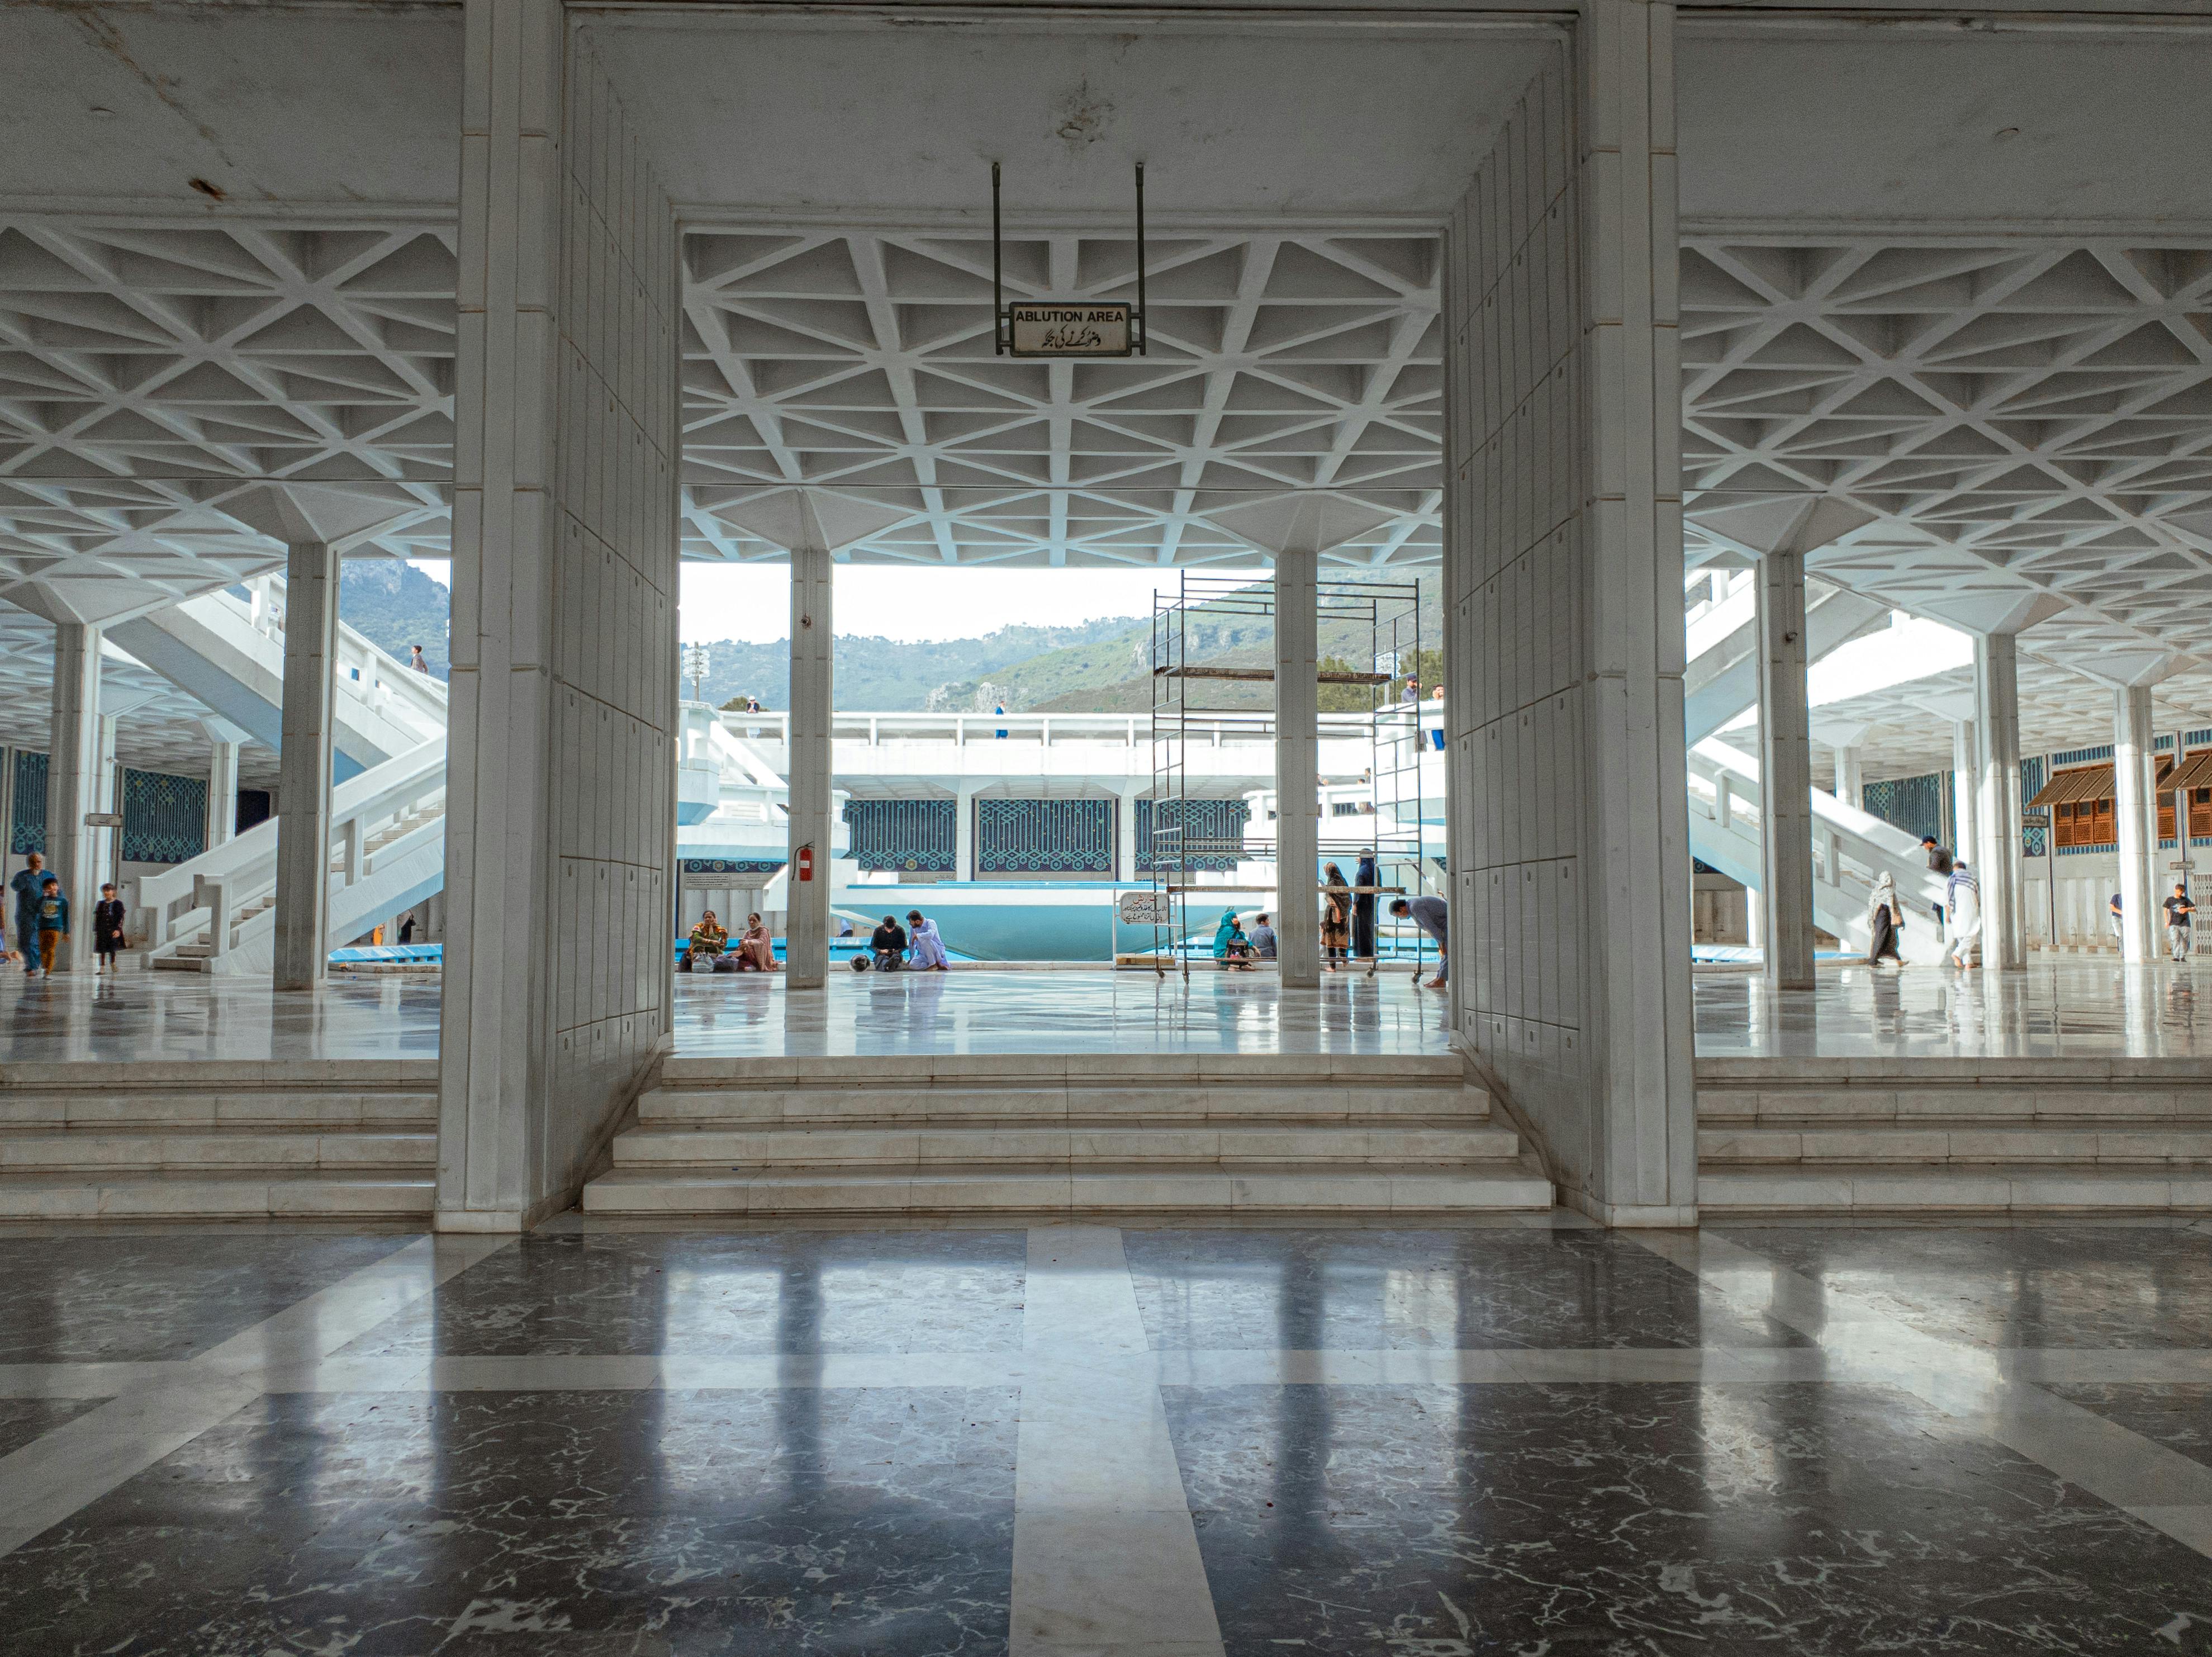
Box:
left=229, top=577, right=449, bottom=738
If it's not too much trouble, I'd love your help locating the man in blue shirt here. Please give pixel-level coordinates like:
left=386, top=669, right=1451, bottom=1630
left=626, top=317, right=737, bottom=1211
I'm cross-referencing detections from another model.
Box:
left=1389, top=895, right=1448, bottom=990
left=9, top=852, right=46, bottom=976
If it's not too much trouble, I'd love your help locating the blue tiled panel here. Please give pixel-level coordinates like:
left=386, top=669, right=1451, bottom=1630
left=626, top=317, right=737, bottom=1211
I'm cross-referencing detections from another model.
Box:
left=680, top=858, right=785, bottom=876
left=979, top=799, right=1113, bottom=873
left=10, top=751, right=44, bottom=856
left=1138, top=797, right=1250, bottom=874
left=1861, top=772, right=1944, bottom=846
left=842, top=799, right=955, bottom=872
left=121, top=768, right=207, bottom=865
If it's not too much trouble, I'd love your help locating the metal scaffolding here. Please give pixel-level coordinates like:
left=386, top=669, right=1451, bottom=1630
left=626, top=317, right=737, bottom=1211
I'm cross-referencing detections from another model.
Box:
left=1140, top=571, right=1432, bottom=977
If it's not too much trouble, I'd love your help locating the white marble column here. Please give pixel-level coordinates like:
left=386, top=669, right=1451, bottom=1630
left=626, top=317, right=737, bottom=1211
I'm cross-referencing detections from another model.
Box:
left=1951, top=719, right=1978, bottom=867
left=1831, top=744, right=1862, bottom=812
left=1273, top=548, right=1320, bottom=989
left=45, top=624, right=101, bottom=973
left=273, top=536, right=339, bottom=990
left=2113, top=685, right=2157, bottom=965
left=786, top=545, right=833, bottom=988
left=1754, top=549, right=1815, bottom=990
left=438, top=1, right=681, bottom=1231
left=1440, top=1, right=1694, bottom=1225
left=203, top=727, right=243, bottom=852
left=94, top=708, right=121, bottom=891
left=955, top=781, right=981, bottom=882
left=1974, top=633, right=2025, bottom=970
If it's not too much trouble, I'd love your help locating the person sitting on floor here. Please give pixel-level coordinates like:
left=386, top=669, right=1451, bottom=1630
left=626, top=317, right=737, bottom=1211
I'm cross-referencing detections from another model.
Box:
left=1249, top=912, right=1278, bottom=960
left=683, top=910, right=727, bottom=972
left=1211, top=909, right=1254, bottom=970
left=870, top=914, right=908, bottom=971
left=906, top=910, right=950, bottom=971
left=735, top=913, right=777, bottom=972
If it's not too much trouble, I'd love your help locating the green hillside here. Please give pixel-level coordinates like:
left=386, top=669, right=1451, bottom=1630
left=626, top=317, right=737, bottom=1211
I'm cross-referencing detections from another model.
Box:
left=340, top=561, right=452, bottom=678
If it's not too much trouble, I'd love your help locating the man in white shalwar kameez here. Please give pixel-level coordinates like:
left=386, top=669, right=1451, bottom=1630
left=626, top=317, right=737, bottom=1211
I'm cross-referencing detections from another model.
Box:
left=906, top=910, right=950, bottom=971
left=1945, top=862, right=1982, bottom=968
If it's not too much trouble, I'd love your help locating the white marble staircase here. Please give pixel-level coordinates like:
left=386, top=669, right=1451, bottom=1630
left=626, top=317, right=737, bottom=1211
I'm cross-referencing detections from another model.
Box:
left=1698, top=1056, right=2212, bottom=1214
left=0, top=1060, right=438, bottom=1219
left=583, top=1052, right=1553, bottom=1216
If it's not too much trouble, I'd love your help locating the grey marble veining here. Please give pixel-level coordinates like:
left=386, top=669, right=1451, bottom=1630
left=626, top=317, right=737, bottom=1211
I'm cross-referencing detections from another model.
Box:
left=1715, top=1224, right=2212, bottom=1349
left=2045, top=1381, right=2212, bottom=1473
left=0, top=971, right=440, bottom=1063
left=0, top=1233, right=419, bottom=1364
left=0, top=1386, right=1019, bottom=1655
left=1164, top=1379, right=2212, bottom=1655
left=338, top=1231, right=1030, bottom=1359
left=0, top=1395, right=106, bottom=1457
left=1123, top=1228, right=1810, bottom=1352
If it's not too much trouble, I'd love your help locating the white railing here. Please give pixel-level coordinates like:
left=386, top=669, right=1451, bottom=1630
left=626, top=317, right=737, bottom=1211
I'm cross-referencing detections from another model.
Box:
left=135, top=739, right=447, bottom=965
left=1686, top=737, right=1950, bottom=957
left=715, top=704, right=1446, bottom=751
left=240, top=575, right=448, bottom=744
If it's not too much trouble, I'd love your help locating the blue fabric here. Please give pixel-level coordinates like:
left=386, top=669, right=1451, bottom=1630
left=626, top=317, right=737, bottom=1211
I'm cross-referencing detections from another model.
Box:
left=12, top=910, right=34, bottom=968
left=1211, top=910, right=1237, bottom=958
left=9, top=867, right=42, bottom=919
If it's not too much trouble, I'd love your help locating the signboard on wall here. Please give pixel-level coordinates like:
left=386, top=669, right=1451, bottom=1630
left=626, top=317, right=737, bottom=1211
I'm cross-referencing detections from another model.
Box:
left=1117, top=890, right=1170, bottom=925
left=1007, top=301, right=1135, bottom=358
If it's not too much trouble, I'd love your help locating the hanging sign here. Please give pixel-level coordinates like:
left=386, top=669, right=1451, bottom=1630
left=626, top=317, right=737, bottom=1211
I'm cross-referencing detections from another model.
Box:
left=1007, top=301, right=1135, bottom=359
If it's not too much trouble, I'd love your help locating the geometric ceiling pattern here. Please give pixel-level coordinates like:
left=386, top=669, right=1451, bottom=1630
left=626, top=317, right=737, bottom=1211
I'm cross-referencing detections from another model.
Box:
left=680, top=230, right=1442, bottom=567
left=0, top=218, right=454, bottom=621
left=1682, top=239, right=2212, bottom=694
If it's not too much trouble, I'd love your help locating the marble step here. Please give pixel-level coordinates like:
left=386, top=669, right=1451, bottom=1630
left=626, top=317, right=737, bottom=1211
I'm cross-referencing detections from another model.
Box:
left=0, top=1128, right=435, bottom=1172
left=582, top=1159, right=1554, bottom=1216
left=1701, top=1120, right=2212, bottom=1165
left=0, top=1170, right=436, bottom=1221
left=1699, top=1162, right=2212, bottom=1216
left=658, top=1052, right=1468, bottom=1086
left=639, top=1082, right=1491, bottom=1126
left=0, top=1093, right=438, bottom=1128
left=613, top=1119, right=1520, bottom=1169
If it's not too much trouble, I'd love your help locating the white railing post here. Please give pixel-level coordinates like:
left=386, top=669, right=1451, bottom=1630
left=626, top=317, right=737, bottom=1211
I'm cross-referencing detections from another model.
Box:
left=194, top=874, right=230, bottom=958
left=340, top=817, right=363, bottom=887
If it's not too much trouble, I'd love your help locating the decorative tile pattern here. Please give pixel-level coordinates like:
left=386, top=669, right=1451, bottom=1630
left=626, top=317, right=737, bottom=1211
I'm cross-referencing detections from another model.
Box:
left=976, top=798, right=1112, bottom=873
left=10, top=747, right=45, bottom=856
left=843, top=799, right=955, bottom=873
left=119, top=767, right=207, bottom=866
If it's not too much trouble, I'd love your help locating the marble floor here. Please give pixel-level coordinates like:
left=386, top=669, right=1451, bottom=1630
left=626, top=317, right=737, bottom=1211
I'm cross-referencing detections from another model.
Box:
left=0, top=968, right=1454, bottom=1065
left=1694, top=955, right=2212, bottom=1060
left=2, top=1218, right=2209, bottom=1654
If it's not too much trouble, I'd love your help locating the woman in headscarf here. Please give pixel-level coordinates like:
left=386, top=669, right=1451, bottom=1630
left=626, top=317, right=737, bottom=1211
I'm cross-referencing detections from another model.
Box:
left=737, top=913, right=777, bottom=971
left=1352, top=849, right=1379, bottom=960
left=1864, top=871, right=1902, bottom=966
left=1945, top=860, right=1982, bottom=969
left=906, top=909, right=950, bottom=971
left=1211, top=908, right=1240, bottom=968
left=1321, top=863, right=1352, bottom=971
left=684, top=910, right=726, bottom=972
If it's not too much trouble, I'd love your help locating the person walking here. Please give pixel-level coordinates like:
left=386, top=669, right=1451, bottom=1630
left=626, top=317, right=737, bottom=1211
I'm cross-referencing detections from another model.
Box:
left=1351, top=849, right=1378, bottom=960
left=1920, top=835, right=1953, bottom=927
left=1321, top=864, right=1352, bottom=971
left=408, top=644, right=431, bottom=674
left=2110, top=891, right=2124, bottom=945
left=32, top=875, right=68, bottom=977
left=9, top=851, right=46, bottom=976
left=92, top=882, right=126, bottom=974
left=1389, top=895, right=1448, bottom=989
left=1946, top=861, right=1982, bottom=969
left=2164, top=881, right=2195, bottom=962
left=1864, top=871, right=1903, bottom=967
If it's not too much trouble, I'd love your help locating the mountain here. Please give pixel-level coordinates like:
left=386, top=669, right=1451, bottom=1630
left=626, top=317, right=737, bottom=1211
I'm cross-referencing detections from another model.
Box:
left=1020, top=570, right=1444, bottom=713
left=339, top=561, right=452, bottom=679
left=682, top=615, right=1147, bottom=712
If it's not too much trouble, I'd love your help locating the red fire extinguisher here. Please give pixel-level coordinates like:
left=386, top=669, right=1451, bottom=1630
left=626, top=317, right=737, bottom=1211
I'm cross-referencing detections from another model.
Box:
left=796, top=845, right=814, bottom=883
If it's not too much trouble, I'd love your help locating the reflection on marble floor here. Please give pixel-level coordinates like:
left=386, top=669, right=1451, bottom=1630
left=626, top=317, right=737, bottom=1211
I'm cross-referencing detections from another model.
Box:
left=673, top=967, right=1457, bottom=1058
left=1696, top=956, right=2212, bottom=1058
left=2, top=1220, right=2210, bottom=1654
left=0, top=970, right=439, bottom=1065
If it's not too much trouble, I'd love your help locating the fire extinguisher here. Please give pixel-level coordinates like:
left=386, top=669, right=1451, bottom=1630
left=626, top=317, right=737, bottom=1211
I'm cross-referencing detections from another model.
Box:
left=796, top=845, right=814, bottom=883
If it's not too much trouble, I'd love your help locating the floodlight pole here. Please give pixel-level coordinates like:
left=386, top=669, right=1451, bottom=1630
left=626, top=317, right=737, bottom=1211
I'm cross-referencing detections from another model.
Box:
left=992, top=162, right=1004, bottom=356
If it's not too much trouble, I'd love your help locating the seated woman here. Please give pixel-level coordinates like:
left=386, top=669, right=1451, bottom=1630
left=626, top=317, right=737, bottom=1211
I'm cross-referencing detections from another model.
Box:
left=1210, top=909, right=1254, bottom=971
left=735, top=913, right=777, bottom=972
left=906, top=910, right=949, bottom=971
left=683, top=910, right=727, bottom=972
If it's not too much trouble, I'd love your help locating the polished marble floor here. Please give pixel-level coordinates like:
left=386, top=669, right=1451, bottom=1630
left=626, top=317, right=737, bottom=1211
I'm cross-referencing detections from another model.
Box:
left=1694, top=955, right=2212, bottom=1059
left=0, top=968, right=1454, bottom=1064
left=1, top=1217, right=2209, bottom=1654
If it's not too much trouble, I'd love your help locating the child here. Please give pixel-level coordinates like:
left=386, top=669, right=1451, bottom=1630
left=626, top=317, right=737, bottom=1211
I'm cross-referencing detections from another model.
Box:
left=35, top=876, right=68, bottom=976
left=93, top=882, right=126, bottom=972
